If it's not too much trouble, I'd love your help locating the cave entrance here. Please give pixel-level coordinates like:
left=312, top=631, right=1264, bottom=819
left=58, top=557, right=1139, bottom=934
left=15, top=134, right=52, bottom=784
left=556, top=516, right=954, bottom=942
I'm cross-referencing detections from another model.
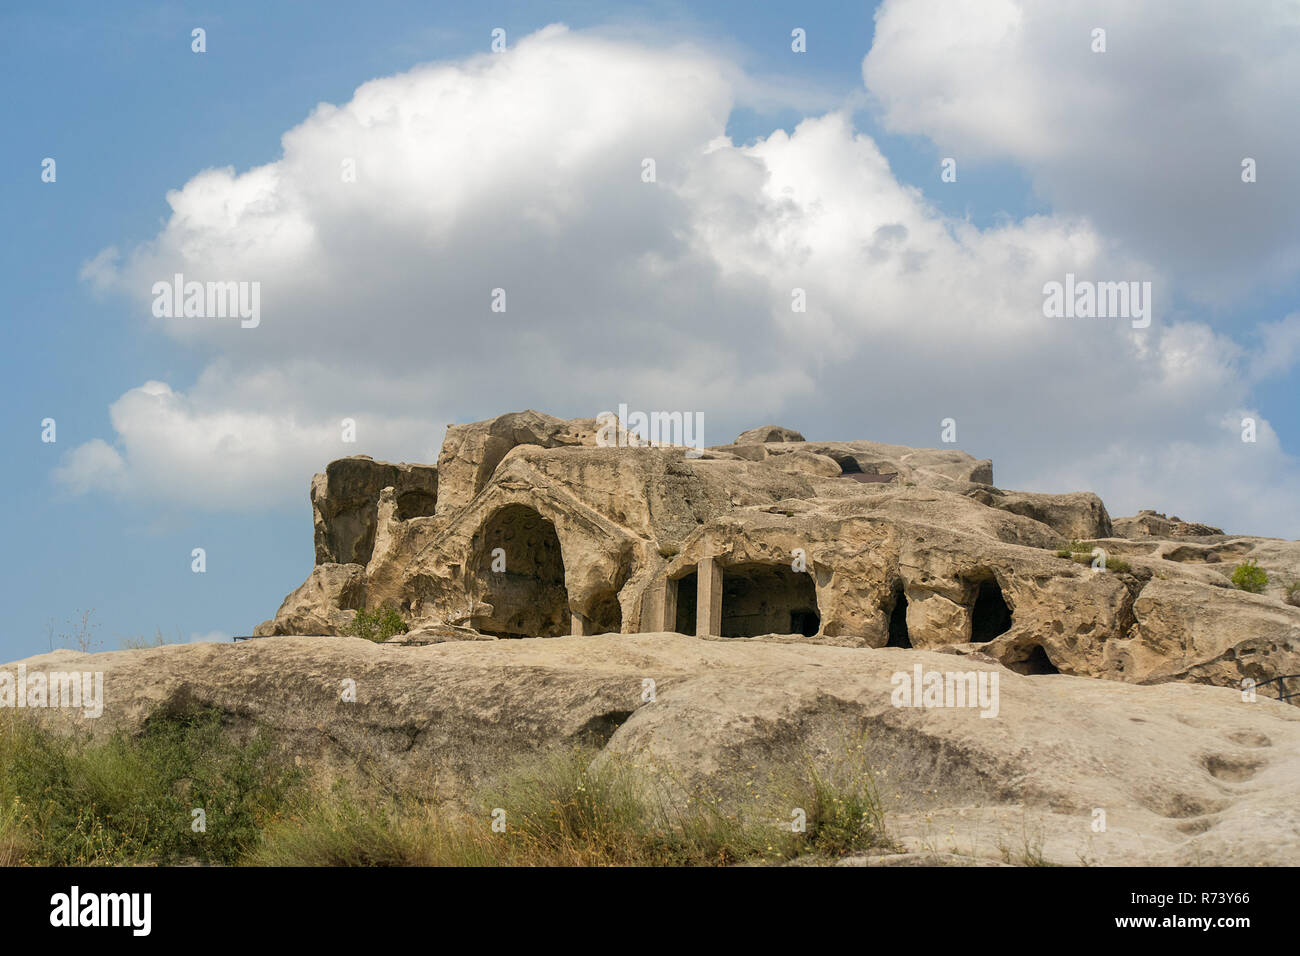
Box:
left=584, top=591, right=623, bottom=635
left=970, top=577, right=1012, bottom=643
left=887, top=582, right=911, bottom=648
left=1019, top=645, right=1059, bottom=675
left=472, top=504, right=570, bottom=638
left=829, top=452, right=863, bottom=474
left=720, top=563, right=819, bottom=637
left=673, top=571, right=697, bottom=635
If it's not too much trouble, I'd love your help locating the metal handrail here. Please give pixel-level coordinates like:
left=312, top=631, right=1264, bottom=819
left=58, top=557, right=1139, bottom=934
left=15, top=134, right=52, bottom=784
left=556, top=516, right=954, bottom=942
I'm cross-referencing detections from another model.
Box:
left=1254, top=673, right=1300, bottom=702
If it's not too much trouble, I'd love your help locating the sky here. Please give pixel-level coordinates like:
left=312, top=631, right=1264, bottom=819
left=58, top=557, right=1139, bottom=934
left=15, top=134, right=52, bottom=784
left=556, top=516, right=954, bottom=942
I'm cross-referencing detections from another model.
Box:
left=2, top=0, right=1298, bottom=661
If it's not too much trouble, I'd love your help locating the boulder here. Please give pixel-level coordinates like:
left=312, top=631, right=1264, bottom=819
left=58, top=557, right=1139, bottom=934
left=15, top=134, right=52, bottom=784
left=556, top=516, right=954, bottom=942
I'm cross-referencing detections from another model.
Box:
left=1114, top=510, right=1224, bottom=538
left=771, top=450, right=843, bottom=478
left=253, top=563, right=367, bottom=636
left=385, top=623, right=496, bottom=644
left=735, top=425, right=806, bottom=444
left=964, top=487, right=1113, bottom=539
left=1122, top=578, right=1300, bottom=691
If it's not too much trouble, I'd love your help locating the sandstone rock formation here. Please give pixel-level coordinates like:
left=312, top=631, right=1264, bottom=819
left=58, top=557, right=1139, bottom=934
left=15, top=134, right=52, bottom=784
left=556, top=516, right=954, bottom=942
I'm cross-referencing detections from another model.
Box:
left=735, top=424, right=806, bottom=444
left=1113, top=509, right=1225, bottom=538
left=255, top=410, right=1300, bottom=701
left=312, top=457, right=438, bottom=565
left=11, top=634, right=1300, bottom=865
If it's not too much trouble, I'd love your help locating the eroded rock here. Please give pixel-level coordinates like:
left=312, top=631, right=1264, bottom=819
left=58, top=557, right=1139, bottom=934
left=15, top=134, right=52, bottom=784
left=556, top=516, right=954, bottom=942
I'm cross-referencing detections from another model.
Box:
left=11, top=635, right=1300, bottom=865
left=255, top=409, right=1300, bottom=700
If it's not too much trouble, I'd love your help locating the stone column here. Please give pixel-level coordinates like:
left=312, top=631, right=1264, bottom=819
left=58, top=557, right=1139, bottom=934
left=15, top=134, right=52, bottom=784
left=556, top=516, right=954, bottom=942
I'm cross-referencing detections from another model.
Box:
left=696, top=556, right=723, bottom=637
left=570, top=612, right=586, bottom=636
left=662, top=577, right=678, bottom=634
left=640, top=579, right=667, bottom=632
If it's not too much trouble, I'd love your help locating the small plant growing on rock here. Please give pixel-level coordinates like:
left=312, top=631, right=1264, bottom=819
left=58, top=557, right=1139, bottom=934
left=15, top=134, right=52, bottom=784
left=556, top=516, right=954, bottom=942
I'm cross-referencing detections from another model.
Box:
left=1284, top=580, right=1300, bottom=608
left=1055, top=541, right=1129, bottom=573
left=345, top=606, right=409, bottom=642
left=1055, top=540, right=1095, bottom=558
left=1230, top=559, right=1268, bottom=594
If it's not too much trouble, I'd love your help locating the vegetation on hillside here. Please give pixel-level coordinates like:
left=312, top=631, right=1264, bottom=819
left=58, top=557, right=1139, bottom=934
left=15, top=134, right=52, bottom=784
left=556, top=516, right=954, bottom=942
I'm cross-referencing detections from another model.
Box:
left=1230, top=559, right=1268, bottom=594
left=0, top=714, right=890, bottom=867
left=343, top=606, right=409, bottom=642
left=1054, top=541, right=1131, bottom=573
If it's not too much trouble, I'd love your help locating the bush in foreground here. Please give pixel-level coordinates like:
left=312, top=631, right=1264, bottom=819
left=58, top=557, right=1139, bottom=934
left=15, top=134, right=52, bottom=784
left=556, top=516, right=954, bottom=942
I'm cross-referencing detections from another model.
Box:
left=1, top=716, right=892, bottom=867
left=0, top=711, right=300, bottom=865
left=252, top=745, right=892, bottom=867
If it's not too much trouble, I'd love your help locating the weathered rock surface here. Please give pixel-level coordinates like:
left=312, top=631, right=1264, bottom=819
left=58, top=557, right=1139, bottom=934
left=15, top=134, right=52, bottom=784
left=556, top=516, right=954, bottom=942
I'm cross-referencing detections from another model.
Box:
left=434, top=410, right=601, bottom=518
left=312, top=457, right=438, bottom=565
left=385, top=623, right=497, bottom=644
left=735, top=425, right=806, bottom=444
left=254, top=564, right=366, bottom=636
left=256, top=409, right=1300, bottom=700
left=1114, top=509, right=1225, bottom=538
left=964, top=487, right=1112, bottom=540
left=11, top=635, right=1300, bottom=865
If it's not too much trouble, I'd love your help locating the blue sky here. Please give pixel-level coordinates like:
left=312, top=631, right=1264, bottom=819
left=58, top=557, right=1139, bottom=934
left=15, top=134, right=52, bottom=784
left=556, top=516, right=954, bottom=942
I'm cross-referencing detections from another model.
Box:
left=3, top=0, right=1297, bottom=661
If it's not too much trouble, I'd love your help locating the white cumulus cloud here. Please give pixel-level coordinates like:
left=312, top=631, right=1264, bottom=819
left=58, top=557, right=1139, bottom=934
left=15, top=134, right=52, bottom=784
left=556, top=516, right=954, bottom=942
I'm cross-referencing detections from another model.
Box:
left=64, top=20, right=1300, bottom=536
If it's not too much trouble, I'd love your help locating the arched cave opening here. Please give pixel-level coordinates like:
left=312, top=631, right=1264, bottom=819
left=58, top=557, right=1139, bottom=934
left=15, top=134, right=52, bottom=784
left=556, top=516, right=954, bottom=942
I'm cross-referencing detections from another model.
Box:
left=472, top=504, right=570, bottom=638
left=970, top=577, right=1013, bottom=643
left=1019, top=645, right=1060, bottom=675
left=887, top=582, right=911, bottom=648
left=828, top=452, right=862, bottom=474
left=673, top=571, right=697, bottom=635
left=720, top=563, right=819, bottom=637
left=584, top=591, right=623, bottom=635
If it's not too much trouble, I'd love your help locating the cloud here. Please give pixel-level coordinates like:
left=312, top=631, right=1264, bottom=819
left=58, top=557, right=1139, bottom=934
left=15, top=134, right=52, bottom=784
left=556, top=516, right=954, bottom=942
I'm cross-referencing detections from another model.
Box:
left=1249, top=313, right=1300, bottom=382
left=53, top=438, right=127, bottom=496
left=66, top=21, right=1300, bottom=536
left=1021, top=412, right=1300, bottom=537
left=862, top=0, right=1300, bottom=304
left=54, top=379, right=440, bottom=510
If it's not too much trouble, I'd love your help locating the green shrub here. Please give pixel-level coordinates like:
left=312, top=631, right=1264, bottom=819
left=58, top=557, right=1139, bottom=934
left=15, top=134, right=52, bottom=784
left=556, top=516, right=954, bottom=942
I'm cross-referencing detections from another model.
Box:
left=797, top=756, right=887, bottom=857
left=1231, top=559, right=1268, bottom=594
left=0, top=711, right=301, bottom=865
left=344, top=606, right=409, bottom=642
left=2, top=720, right=892, bottom=867
left=256, top=745, right=892, bottom=867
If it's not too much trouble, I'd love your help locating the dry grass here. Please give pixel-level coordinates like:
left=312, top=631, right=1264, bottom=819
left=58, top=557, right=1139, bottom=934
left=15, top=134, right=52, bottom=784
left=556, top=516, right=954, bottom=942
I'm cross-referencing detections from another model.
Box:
left=0, top=712, right=892, bottom=867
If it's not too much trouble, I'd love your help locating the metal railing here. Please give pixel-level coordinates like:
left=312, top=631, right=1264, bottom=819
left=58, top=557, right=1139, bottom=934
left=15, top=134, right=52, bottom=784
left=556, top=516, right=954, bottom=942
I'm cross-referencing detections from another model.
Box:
left=1254, top=674, right=1300, bottom=702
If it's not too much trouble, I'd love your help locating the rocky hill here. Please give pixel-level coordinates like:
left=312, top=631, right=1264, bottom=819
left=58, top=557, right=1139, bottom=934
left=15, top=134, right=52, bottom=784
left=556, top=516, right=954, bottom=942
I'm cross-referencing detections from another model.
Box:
left=9, top=410, right=1299, bottom=866
left=257, top=409, right=1300, bottom=697
left=10, top=634, right=1300, bottom=865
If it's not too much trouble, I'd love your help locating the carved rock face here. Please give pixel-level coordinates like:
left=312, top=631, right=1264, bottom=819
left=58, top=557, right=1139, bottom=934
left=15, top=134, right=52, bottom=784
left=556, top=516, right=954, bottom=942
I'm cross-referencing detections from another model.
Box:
left=311, top=457, right=438, bottom=565
left=259, top=410, right=1300, bottom=702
